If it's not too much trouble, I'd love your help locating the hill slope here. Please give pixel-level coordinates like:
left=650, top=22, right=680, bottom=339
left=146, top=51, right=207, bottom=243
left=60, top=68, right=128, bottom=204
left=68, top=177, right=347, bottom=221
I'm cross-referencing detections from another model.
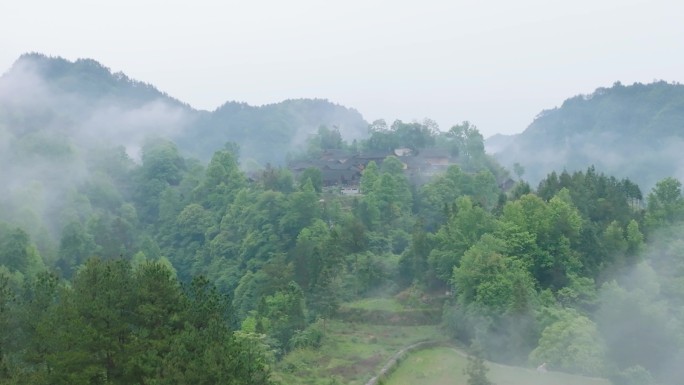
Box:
left=492, top=81, right=684, bottom=189
left=183, top=98, right=368, bottom=164
left=0, top=53, right=368, bottom=165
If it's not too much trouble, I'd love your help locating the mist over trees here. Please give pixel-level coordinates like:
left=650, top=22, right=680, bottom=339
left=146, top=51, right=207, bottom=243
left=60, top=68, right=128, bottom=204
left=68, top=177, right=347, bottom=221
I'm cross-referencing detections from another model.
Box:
left=0, top=53, right=367, bottom=165
left=492, top=81, right=684, bottom=190
left=1, top=53, right=684, bottom=385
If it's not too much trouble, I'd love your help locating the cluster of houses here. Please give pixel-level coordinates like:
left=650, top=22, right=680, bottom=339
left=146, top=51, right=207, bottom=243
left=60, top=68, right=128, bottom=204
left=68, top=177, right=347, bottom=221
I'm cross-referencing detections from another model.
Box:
left=288, top=147, right=458, bottom=194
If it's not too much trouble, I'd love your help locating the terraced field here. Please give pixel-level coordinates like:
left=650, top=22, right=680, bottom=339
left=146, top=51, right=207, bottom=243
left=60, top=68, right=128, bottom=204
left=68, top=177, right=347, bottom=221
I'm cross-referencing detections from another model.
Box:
left=272, top=319, right=443, bottom=385
left=271, top=297, right=442, bottom=384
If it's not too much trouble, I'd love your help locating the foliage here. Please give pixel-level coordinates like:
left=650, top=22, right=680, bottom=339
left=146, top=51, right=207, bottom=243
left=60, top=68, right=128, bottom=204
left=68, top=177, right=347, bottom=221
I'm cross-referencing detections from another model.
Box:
left=365, top=119, right=437, bottom=151
left=530, top=309, right=606, bottom=375
left=0, top=258, right=271, bottom=384
left=645, top=177, right=684, bottom=228
left=609, top=365, right=654, bottom=385
left=465, top=343, right=494, bottom=385
left=428, top=196, right=497, bottom=283
left=453, top=234, right=535, bottom=314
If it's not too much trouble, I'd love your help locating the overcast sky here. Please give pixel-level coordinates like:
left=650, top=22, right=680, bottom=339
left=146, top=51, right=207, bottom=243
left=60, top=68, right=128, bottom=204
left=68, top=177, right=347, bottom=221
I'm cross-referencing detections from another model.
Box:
left=1, top=0, right=683, bottom=137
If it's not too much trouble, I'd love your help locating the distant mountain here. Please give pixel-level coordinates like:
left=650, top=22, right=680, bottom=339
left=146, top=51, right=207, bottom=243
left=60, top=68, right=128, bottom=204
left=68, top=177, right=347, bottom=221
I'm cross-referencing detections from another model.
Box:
left=0, top=53, right=197, bottom=160
left=183, top=98, right=368, bottom=164
left=0, top=53, right=368, bottom=165
left=491, top=81, right=684, bottom=189
left=7, top=53, right=191, bottom=108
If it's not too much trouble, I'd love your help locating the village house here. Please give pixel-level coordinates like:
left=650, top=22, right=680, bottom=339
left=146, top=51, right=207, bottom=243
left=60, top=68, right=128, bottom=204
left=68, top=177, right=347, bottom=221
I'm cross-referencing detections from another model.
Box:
left=288, top=146, right=465, bottom=192
left=288, top=145, right=518, bottom=199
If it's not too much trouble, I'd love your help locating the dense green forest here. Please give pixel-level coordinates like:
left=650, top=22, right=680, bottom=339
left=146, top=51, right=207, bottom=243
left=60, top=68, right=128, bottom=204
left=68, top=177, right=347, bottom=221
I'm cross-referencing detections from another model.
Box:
left=2, top=55, right=684, bottom=385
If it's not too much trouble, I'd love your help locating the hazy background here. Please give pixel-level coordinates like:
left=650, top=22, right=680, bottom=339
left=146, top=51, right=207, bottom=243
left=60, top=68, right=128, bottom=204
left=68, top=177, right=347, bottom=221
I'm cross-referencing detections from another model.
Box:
left=2, top=0, right=683, bottom=137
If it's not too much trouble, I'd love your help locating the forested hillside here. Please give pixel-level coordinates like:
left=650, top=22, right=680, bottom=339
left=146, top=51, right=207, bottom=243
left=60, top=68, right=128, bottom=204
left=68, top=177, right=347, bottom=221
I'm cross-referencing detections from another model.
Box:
left=492, top=81, right=684, bottom=189
left=0, top=53, right=367, bottom=165
left=182, top=98, right=368, bottom=165
left=2, top=54, right=684, bottom=385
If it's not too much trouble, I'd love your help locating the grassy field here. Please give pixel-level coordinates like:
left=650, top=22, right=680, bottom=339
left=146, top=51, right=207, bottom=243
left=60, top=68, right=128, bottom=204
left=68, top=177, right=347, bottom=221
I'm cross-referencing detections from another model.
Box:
left=383, top=347, right=611, bottom=385
left=341, top=297, right=406, bottom=312
left=272, top=319, right=444, bottom=385
left=336, top=297, right=442, bottom=326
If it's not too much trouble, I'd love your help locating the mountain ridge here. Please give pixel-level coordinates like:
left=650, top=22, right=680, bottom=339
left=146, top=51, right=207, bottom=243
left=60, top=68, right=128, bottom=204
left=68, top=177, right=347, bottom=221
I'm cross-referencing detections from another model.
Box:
left=490, top=80, right=684, bottom=189
left=0, top=53, right=369, bottom=164
left=6, top=53, right=684, bottom=189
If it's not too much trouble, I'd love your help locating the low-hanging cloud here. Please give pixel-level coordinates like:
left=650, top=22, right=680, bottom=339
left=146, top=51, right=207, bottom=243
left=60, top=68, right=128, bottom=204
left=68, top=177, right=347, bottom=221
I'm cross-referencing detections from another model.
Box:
left=593, top=226, right=684, bottom=384
left=0, top=55, right=195, bottom=251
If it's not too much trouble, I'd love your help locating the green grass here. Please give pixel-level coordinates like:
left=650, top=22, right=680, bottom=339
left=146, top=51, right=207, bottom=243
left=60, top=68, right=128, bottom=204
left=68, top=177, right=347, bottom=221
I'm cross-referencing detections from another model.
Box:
left=337, top=297, right=442, bottom=326
left=342, top=297, right=406, bottom=312
left=383, top=347, right=611, bottom=385
left=272, top=320, right=444, bottom=385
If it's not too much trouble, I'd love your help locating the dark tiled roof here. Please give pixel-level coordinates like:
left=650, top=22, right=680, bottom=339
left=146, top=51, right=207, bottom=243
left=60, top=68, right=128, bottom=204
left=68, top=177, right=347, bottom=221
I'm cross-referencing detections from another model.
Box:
left=321, top=149, right=354, bottom=158
left=321, top=168, right=361, bottom=184
left=323, top=162, right=354, bottom=170
left=418, top=147, right=450, bottom=158
left=357, top=150, right=392, bottom=159
left=289, top=161, right=316, bottom=170
left=400, top=156, right=430, bottom=169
